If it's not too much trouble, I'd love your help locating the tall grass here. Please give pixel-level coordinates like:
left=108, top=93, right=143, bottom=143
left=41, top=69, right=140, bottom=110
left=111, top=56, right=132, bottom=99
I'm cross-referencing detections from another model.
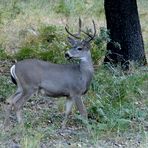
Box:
left=83, top=65, right=148, bottom=146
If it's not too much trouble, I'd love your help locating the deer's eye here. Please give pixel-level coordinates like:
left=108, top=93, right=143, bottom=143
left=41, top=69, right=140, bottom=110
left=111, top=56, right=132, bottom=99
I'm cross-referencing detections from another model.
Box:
left=77, top=47, right=82, bottom=51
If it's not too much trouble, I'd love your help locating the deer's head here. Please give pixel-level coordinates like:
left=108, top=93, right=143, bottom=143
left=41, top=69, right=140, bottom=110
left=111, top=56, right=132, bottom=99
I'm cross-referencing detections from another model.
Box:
left=65, top=18, right=96, bottom=60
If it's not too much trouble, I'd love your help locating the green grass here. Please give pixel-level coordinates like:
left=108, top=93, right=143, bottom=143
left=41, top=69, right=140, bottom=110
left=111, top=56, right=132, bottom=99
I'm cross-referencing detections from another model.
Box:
left=87, top=66, right=148, bottom=131
left=0, top=75, right=15, bottom=102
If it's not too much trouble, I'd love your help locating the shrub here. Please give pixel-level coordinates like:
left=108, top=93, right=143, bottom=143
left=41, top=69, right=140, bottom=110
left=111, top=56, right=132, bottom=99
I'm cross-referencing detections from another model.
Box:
left=87, top=66, right=148, bottom=132
left=14, top=25, right=68, bottom=63
left=92, top=27, right=110, bottom=64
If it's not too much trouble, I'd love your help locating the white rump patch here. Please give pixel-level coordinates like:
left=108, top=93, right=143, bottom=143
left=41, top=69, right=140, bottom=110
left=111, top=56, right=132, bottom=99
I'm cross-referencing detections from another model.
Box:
left=10, top=65, right=17, bottom=80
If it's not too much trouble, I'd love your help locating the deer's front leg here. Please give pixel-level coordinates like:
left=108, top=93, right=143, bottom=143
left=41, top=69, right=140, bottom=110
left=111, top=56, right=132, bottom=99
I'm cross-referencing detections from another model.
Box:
left=62, top=98, right=74, bottom=129
left=74, top=96, right=88, bottom=119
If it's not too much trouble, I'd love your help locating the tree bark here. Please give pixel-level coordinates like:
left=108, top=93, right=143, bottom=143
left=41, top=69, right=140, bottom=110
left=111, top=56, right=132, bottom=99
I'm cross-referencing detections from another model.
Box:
left=104, top=0, right=147, bottom=68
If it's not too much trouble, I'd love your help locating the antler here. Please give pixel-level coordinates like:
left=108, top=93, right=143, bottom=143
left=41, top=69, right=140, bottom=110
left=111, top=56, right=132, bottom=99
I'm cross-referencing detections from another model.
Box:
left=65, top=18, right=96, bottom=42
left=65, top=18, right=82, bottom=39
left=82, top=20, right=96, bottom=43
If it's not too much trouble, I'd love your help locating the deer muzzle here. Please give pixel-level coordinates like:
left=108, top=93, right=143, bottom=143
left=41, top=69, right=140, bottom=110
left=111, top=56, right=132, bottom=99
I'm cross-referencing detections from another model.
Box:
left=65, top=52, right=72, bottom=60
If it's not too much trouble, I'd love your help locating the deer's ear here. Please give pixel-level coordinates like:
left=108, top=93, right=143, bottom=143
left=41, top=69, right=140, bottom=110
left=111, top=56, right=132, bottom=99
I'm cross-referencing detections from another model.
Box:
left=67, top=37, right=76, bottom=45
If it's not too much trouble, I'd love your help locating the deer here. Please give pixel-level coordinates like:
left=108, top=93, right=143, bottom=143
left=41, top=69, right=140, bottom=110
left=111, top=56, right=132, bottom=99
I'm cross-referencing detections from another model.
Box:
left=4, top=18, right=96, bottom=128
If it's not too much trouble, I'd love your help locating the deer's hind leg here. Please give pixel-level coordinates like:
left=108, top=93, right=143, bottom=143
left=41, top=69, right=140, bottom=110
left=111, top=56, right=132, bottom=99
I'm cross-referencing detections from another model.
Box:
left=4, top=89, right=22, bottom=126
left=4, top=86, right=37, bottom=126
left=13, top=87, right=37, bottom=124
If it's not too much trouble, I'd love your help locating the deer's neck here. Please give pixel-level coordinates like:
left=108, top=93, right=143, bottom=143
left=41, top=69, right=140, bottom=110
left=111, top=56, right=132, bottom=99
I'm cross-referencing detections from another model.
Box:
left=80, top=51, right=94, bottom=92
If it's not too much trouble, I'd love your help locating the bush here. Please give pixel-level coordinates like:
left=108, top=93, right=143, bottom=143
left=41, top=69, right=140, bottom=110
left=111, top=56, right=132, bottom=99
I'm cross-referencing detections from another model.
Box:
left=14, top=25, right=68, bottom=63
left=87, top=66, right=148, bottom=132
left=92, top=27, right=110, bottom=64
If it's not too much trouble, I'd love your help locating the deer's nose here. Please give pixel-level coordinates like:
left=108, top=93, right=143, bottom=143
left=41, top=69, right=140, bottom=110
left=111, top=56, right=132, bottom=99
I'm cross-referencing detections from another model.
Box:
left=65, top=52, right=69, bottom=58
left=65, top=52, right=72, bottom=60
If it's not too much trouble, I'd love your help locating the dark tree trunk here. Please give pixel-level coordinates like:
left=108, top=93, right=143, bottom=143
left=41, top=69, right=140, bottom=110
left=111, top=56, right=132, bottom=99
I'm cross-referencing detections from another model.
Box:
left=104, top=0, right=147, bottom=68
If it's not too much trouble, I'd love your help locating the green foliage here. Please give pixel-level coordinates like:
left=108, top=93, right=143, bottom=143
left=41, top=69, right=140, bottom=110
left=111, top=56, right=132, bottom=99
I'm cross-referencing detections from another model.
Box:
left=14, top=25, right=67, bottom=63
left=14, top=47, right=38, bottom=60
left=87, top=66, right=148, bottom=132
left=92, top=27, right=110, bottom=64
left=95, top=27, right=111, bottom=44
left=39, top=25, right=57, bottom=44
left=0, top=76, right=15, bottom=102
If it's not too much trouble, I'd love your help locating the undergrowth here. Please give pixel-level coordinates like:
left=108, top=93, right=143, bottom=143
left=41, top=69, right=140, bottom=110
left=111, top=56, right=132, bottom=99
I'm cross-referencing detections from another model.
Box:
left=86, top=66, right=148, bottom=133
left=14, top=25, right=68, bottom=63
left=0, top=24, right=107, bottom=64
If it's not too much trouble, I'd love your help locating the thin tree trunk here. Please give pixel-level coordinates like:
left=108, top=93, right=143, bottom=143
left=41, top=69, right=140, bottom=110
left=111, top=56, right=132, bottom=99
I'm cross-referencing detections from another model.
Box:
left=104, top=0, right=147, bottom=68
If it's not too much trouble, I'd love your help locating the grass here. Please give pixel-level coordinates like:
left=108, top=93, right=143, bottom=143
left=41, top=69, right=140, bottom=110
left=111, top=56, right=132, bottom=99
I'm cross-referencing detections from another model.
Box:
left=0, top=0, right=148, bottom=147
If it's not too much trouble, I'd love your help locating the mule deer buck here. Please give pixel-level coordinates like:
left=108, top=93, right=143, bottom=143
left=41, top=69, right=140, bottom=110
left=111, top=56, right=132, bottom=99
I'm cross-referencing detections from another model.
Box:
left=4, top=19, right=96, bottom=128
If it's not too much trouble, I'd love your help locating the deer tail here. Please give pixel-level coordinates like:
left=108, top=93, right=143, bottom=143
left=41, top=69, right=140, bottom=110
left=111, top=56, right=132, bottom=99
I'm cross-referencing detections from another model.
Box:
left=10, top=65, right=17, bottom=85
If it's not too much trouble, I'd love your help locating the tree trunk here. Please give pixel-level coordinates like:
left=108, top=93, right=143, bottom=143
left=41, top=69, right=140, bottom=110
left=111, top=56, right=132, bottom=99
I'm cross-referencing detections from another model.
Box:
left=104, top=0, right=147, bottom=68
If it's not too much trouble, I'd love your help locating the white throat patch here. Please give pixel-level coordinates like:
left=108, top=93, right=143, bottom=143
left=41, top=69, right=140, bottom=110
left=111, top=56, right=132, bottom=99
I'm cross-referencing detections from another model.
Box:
left=80, top=57, right=88, bottom=62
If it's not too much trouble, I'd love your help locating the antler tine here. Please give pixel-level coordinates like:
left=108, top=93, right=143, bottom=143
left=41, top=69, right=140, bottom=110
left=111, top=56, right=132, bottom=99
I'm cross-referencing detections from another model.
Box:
left=65, top=25, right=81, bottom=39
left=78, top=17, right=82, bottom=36
left=92, top=20, right=96, bottom=38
